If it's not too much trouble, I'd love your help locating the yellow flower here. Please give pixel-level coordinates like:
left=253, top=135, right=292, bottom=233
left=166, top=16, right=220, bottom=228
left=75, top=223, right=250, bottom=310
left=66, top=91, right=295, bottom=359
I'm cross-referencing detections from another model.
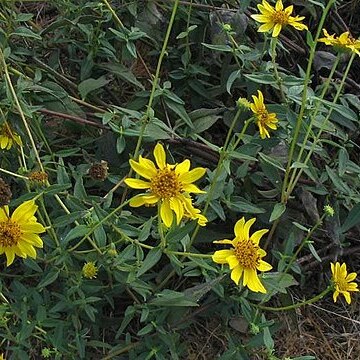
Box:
left=125, top=143, right=207, bottom=228
left=331, top=262, right=358, bottom=304
left=82, top=261, right=98, bottom=279
left=212, top=217, right=272, bottom=293
left=0, top=122, right=22, bottom=150
left=318, top=29, right=360, bottom=56
left=250, top=90, right=278, bottom=139
left=0, top=200, right=45, bottom=266
left=251, top=0, right=308, bottom=37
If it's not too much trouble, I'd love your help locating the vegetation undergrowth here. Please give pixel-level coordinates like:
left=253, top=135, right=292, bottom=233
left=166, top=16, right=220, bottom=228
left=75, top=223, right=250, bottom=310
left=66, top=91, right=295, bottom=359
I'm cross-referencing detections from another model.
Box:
left=0, top=0, right=360, bottom=359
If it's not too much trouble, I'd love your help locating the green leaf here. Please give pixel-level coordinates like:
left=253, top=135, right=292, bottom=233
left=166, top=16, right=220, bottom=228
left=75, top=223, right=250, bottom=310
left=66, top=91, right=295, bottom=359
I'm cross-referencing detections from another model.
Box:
left=10, top=26, right=42, bottom=40
left=226, top=70, right=241, bottom=94
left=37, top=269, right=60, bottom=289
left=259, top=152, right=285, bottom=171
left=326, top=165, right=351, bottom=194
left=269, top=203, right=286, bottom=222
left=149, top=290, right=199, bottom=307
left=100, top=63, right=144, bottom=89
left=341, top=203, right=360, bottom=233
left=63, top=225, right=90, bottom=244
left=164, top=98, right=194, bottom=128
left=137, top=248, right=162, bottom=276
left=338, top=148, right=349, bottom=177
left=78, top=76, right=110, bottom=99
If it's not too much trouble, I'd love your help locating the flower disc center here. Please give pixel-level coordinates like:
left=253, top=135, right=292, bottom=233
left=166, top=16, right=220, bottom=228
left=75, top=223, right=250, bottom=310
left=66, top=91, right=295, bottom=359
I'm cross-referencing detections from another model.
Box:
left=272, top=11, right=289, bottom=25
left=150, top=168, right=181, bottom=199
left=234, top=240, right=260, bottom=269
left=0, top=220, right=21, bottom=247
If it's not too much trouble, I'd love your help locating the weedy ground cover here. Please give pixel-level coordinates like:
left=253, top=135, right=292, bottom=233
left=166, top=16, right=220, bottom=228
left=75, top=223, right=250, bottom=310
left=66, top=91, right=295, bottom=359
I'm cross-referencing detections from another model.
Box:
left=0, top=0, right=360, bottom=359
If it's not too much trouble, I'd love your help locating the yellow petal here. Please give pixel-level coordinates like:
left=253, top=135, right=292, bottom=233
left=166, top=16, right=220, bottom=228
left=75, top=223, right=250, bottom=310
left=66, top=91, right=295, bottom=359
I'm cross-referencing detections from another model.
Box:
left=251, top=14, right=271, bottom=23
left=333, top=290, right=339, bottom=303
left=234, top=217, right=245, bottom=239
left=257, top=260, right=272, bottom=272
left=5, top=249, right=15, bottom=267
left=231, top=265, right=243, bottom=285
left=170, top=197, right=184, bottom=225
left=244, top=269, right=267, bottom=293
left=251, top=229, right=269, bottom=245
left=175, top=159, right=191, bottom=176
left=21, top=223, right=46, bottom=234
left=12, top=200, right=37, bottom=223
left=343, top=291, right=351, bottom=304
left=178, top=167, right=206, bottom=184
left=129, top=159, right=156, bottom=180
left=129, top=194, right=159, bottom=207
left=346, top=272, right=357, bottom=282
left=226, top=255, right=239, bottom=270
left=124, top=178, right=151, bottom=189
left=21, top=233, right=43, bottom=247
left=182, top=183, right=205, bottom=194
left=243, top=218, right=256, bottom=241
left=213, top=239, right=234, bottom=245
left=18, top=242, right=37, bottom=258
left=160, top=200, right=173, bottom=227
left=0, top=206, right=9, bottom=221
left=153, top=143, right=166, bottom=170
left=212, top=249, right=234, bottom=264
left=275, top=0, right=283, bottom=11
left=138, top=155, right=158, bottom=174
left=272, top=23, right=282, bottom=37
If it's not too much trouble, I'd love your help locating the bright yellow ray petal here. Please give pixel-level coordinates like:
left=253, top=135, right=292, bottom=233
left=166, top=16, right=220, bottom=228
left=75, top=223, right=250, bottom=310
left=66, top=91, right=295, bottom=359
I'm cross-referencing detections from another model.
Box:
left=257, top=260, right=272, bottom=272
left=129, top=194, right=159, bottom=207
left=129, top=159, right=156, bottom=180
left=182, top=183, right=206, bottom=194
left=170, top=197, right=184, bottom=225
left=153, top=143, right=166, bottom=170
left=244, top=269, right=266, bottom=293
left=178, top=167, right=206, bottom=184
left=212, top=249, right=234, bottom=264
left=226, top=255, right=239, bottom=269
left=234, top=217, right=246, bottom=239
left=160, top=200, right=173, bottom=227
left=231, top=265, right=243, bottom=285
left=175, top=159, right=191, bottom=175
left=251, top=229, right=269, bottom=245
left=12, top=200, right=37, bottom=223
left=124, top=178, right=151, bottom=189
left=272, top=23, right=282, bottom=37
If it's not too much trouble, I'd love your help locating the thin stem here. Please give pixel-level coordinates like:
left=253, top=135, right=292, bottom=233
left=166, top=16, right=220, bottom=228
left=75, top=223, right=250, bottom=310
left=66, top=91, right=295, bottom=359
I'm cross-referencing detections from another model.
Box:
left=0, top=48, right=44, bottom=171
left=287, top=52, right=356, bottom=197
left=283, top=214, right=325, bottom=275
left=0, top=168, right=28, bottom=180
left=158, top=203, right=167, bottom=249
left=189, top=111, right=249, bottom=246
left=257, top=286, right=332, bottom=311
left=102, top=0, right=125, bottom=29
left=271, top=37, right=286, bottom=103
left=280, top=0, right=335, bottom=204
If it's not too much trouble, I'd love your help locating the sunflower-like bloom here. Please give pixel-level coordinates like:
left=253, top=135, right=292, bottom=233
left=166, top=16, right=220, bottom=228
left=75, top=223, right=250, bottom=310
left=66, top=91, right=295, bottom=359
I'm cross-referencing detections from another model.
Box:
left=0, top=200, right=45, bottom=266
left=250, top=90, right=278, bottom=139
left=212, top=217, right=272, bottom=293
left=0, top=122, right=22, bottom=150
left=125, top=143, right=207, bottom=228
left=331, top=262, right=359, bottom=304
left=251, top=0, right=308, bottom=38
left=318, top=29, right=360, bottom=56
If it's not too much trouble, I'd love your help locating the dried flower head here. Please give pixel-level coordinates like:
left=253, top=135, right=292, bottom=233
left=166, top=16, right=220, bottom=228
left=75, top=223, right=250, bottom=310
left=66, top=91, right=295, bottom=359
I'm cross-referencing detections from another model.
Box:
left=82, top=261, right=98, bottom=279
left=28, top=171, right=48, bottom=185
left=0, top=178, right=12, bottom=206
left=251, top=0, right=308, bottom=37
left=88, top=161, right=109, bottom=181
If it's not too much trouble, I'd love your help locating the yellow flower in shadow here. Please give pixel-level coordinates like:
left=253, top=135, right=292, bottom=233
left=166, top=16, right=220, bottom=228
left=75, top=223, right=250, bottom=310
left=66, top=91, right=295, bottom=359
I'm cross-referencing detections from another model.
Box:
left=319, top=29, right=360, bottom=56
left=250, top=90, right=278, bottom=139
left=0, top=122, right=22, bottom=150
left=212, top=217, right=272, bottom=293
left=82, top=261, right=98, bottom=279
left=251, top=0, right=308, bottom=37
left=331, top=262, right=359, bottom=304
left=125, top=143, right=207, bottom=228
left=0, top=200, right=45, bottom=266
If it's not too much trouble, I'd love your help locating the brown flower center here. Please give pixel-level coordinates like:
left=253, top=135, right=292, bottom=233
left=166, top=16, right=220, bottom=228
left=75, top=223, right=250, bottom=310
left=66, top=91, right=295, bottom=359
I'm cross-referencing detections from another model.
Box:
left=150, top=168, right=181, bottom=199
left=234, top=240, right=260, bottom=269
left=0, top=220, right=21, bottom=247
left=272, top=11, right=289, bottom=25
left=257, top=110, right=270, bottom=126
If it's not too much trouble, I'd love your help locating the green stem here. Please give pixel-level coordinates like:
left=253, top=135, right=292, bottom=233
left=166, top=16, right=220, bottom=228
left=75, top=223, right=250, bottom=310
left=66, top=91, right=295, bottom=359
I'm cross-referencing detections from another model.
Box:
left=189, top=110, right=249, bottom=246
left=283, top=214, right=325, bottom=275
left=280, top=0, right=335, bottom=204
left=257, top=286, right=332, bottom=311
left=270, top=37, right=286, bottom=103
left=287, top=54, right=341, bottom=192
left=287, top=52, right=356, bottom=197
left=0, top=48, right=44, bottom=171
